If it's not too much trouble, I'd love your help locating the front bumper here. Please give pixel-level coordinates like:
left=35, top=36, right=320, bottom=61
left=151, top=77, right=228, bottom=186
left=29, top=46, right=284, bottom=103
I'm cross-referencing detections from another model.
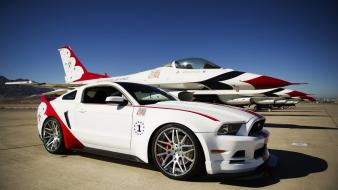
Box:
left=196, top=129, right=270, bottom=175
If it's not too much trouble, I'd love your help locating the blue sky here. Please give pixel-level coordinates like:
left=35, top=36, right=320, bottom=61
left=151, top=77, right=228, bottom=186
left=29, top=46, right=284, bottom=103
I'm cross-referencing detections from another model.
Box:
left=1, top=0, right=337, bottom=98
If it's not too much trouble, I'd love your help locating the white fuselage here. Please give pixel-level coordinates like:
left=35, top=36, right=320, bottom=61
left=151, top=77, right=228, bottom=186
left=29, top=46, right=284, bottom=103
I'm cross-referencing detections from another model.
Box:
left=71, top=66, right=263, bottom=90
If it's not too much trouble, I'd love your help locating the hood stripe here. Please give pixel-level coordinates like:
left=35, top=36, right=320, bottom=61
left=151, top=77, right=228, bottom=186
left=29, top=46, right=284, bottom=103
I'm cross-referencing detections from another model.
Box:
left=209, top=102, right=264, bottom=118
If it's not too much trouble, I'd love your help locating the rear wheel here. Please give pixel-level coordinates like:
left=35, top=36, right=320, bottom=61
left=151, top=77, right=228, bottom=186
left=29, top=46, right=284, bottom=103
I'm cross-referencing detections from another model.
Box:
left=42, top=117, right=66, bottom=154
left=151, top=124, right=204, bottom=180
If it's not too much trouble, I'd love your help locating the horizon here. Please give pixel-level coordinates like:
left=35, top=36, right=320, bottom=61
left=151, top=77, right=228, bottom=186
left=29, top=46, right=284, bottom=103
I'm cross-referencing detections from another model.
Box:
left=1, top=0, right=337, bottom=98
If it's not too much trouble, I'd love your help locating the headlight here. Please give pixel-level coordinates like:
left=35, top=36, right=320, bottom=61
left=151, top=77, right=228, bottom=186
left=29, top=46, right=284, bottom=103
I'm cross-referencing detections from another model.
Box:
left=217, top=123, right=244, bottom=135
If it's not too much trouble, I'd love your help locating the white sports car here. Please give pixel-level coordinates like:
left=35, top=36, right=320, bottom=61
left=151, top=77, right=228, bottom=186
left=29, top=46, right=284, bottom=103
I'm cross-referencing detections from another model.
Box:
left=37, top=82, right=269, bottom=179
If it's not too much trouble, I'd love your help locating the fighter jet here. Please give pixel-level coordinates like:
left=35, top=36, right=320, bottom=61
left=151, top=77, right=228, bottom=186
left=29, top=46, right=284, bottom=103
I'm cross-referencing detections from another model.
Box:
left=6, top=46, right=312, bottom=107
left=57, top=46, right=302, bottom=91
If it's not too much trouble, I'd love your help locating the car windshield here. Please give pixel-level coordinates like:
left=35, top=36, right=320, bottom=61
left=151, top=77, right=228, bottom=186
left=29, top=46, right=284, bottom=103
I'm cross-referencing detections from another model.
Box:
left=174, top=58, right=221, bottom=69
left=117, top=82, right=176, bottom=105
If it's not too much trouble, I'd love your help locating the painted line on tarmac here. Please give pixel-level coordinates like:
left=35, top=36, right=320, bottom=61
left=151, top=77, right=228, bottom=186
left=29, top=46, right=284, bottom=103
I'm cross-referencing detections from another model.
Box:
left=0, top=106, right=37, bottom=110
left=323, top=105, right=338, bottom=128
left=291, top=142, right=308, bottom=147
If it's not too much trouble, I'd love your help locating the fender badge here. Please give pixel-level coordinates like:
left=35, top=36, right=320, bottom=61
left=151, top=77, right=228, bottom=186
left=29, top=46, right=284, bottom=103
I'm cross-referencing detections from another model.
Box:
left=137, top=108, right=147, bottom=116
left=133, top=121, right=145, bottom=135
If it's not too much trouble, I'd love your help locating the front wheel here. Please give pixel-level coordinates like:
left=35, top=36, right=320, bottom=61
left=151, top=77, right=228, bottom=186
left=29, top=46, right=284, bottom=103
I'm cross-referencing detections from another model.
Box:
left=151, top=124, right=204, bottom=180
left=42, top=117, right=66, bottom=154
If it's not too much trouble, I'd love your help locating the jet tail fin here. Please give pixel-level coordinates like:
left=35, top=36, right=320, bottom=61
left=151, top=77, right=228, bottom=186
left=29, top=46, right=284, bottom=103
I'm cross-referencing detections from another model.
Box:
left=58, top=46, right=109, bottom=83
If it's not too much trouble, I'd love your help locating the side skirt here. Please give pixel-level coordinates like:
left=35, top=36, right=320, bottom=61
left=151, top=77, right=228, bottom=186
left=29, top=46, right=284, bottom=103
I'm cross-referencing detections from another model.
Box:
left=74, top=147, right=145, bottom=163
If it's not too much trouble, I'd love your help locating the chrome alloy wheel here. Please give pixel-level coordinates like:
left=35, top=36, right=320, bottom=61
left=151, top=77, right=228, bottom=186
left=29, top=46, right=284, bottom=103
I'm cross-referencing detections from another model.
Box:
left=42, top=119, right=62, bottom=152
left=154, top=127, right=196, bottom=176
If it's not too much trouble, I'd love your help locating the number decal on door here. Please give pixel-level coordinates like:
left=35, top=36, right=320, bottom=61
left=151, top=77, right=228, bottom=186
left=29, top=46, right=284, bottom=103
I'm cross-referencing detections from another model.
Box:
left=133, top=121, right=145, bottom=135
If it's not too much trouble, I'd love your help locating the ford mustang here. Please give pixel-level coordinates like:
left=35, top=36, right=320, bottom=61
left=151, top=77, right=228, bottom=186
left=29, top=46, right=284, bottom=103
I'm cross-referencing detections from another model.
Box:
left=37, top=82, right=269, bottom=179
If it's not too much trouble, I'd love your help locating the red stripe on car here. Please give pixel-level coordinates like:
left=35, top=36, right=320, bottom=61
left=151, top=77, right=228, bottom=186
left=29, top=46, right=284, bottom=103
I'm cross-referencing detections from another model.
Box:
left=134, top=105, right=219, bottom=122
left=209, top=102, right=263, bottom=118
left=40, top=96, right=84, bottom=149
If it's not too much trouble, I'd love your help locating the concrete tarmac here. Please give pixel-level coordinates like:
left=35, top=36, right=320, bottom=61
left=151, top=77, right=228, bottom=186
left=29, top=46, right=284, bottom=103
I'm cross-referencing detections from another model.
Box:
left=0, top=104, right=337, bottom=190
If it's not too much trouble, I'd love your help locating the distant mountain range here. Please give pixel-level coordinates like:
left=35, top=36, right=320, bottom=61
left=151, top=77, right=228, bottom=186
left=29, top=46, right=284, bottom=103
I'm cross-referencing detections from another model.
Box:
left=0, top=75, right=53, bottom=100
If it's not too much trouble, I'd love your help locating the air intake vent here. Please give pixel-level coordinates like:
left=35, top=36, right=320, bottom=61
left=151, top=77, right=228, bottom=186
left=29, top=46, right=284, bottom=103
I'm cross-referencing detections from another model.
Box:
left=232, top=150, right=245, bottom=158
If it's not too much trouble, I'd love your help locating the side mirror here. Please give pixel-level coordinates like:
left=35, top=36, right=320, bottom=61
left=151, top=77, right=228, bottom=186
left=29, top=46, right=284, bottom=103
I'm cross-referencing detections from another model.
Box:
left=105, top=96, right=126, bottom=104
left=168, top=91, right=194, bottom=101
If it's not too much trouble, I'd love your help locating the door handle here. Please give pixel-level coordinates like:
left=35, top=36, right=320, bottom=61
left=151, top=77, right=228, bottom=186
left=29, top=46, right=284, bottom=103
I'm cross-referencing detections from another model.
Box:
left=79, top=109, right=87, bottom=113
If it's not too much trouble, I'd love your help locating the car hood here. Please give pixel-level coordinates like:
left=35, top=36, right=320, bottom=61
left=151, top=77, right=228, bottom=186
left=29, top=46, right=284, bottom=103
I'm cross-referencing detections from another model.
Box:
left=149, top=101, right=258, bottom=123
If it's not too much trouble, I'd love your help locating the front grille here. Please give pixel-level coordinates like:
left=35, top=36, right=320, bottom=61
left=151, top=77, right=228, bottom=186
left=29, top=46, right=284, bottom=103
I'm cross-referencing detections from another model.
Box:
left=248, top=119, right=265, bottom=136
left=229, top=160, right=245, bottom=164
left=254, top=145, right=267, bottom=158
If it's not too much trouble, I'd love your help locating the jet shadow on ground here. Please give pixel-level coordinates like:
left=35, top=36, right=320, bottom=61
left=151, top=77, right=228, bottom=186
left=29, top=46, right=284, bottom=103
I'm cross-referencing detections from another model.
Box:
left=265, top=123, right=338, bottom=130
left=261, top=114, right=328, bottom=117
left=269, top=110, right=324, bottom=113
left=72, top=149, right=327, bottom=187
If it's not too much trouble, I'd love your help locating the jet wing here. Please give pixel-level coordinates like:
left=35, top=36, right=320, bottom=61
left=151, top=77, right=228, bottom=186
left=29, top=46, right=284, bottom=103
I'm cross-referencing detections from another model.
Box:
left=24, top=89, right=69, bottom=98
left=5, top=80, right=82, bottom=89
left=187, top=89, right=275, bottom=96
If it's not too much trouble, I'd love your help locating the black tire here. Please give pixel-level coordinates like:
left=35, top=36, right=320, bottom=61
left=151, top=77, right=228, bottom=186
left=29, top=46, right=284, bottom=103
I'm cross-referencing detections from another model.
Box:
left=42, top=117, right=66, bottom=154
left=151, top=124, right=204, bottom=180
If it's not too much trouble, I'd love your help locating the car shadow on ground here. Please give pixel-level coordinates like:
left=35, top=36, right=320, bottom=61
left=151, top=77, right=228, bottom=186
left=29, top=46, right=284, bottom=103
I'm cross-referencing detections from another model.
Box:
left=71, top=149, right=327, bottom=187
left=70, top=151, right=157, bottom=171
left=265, top=123, right=338, bottom=130
left=192, top=149, right=328, bottom=187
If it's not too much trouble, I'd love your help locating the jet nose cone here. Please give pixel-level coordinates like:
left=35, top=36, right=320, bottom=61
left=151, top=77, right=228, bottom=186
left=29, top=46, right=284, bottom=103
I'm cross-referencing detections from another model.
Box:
left=243, top=76, right=293, bottom=89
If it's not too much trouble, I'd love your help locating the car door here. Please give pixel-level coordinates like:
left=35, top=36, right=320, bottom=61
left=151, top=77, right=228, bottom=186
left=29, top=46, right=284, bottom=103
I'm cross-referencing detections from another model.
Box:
left=69, top=85, right=134, bottom=151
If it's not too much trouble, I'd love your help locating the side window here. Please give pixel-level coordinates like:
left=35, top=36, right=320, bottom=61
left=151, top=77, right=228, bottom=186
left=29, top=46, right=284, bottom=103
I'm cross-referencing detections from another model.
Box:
left=62, top=90, right=77, bottom=100
left=82, top=86, right=122, bottom=104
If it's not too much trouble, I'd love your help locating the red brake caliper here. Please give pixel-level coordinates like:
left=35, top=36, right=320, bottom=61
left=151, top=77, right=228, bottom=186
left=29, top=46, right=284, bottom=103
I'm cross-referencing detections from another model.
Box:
left=156, top=144, right=171, bottom=163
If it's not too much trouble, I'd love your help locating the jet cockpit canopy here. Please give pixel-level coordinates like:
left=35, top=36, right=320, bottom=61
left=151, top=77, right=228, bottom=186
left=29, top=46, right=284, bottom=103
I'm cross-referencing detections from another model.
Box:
left=163, top=58, right=222, bottom=69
